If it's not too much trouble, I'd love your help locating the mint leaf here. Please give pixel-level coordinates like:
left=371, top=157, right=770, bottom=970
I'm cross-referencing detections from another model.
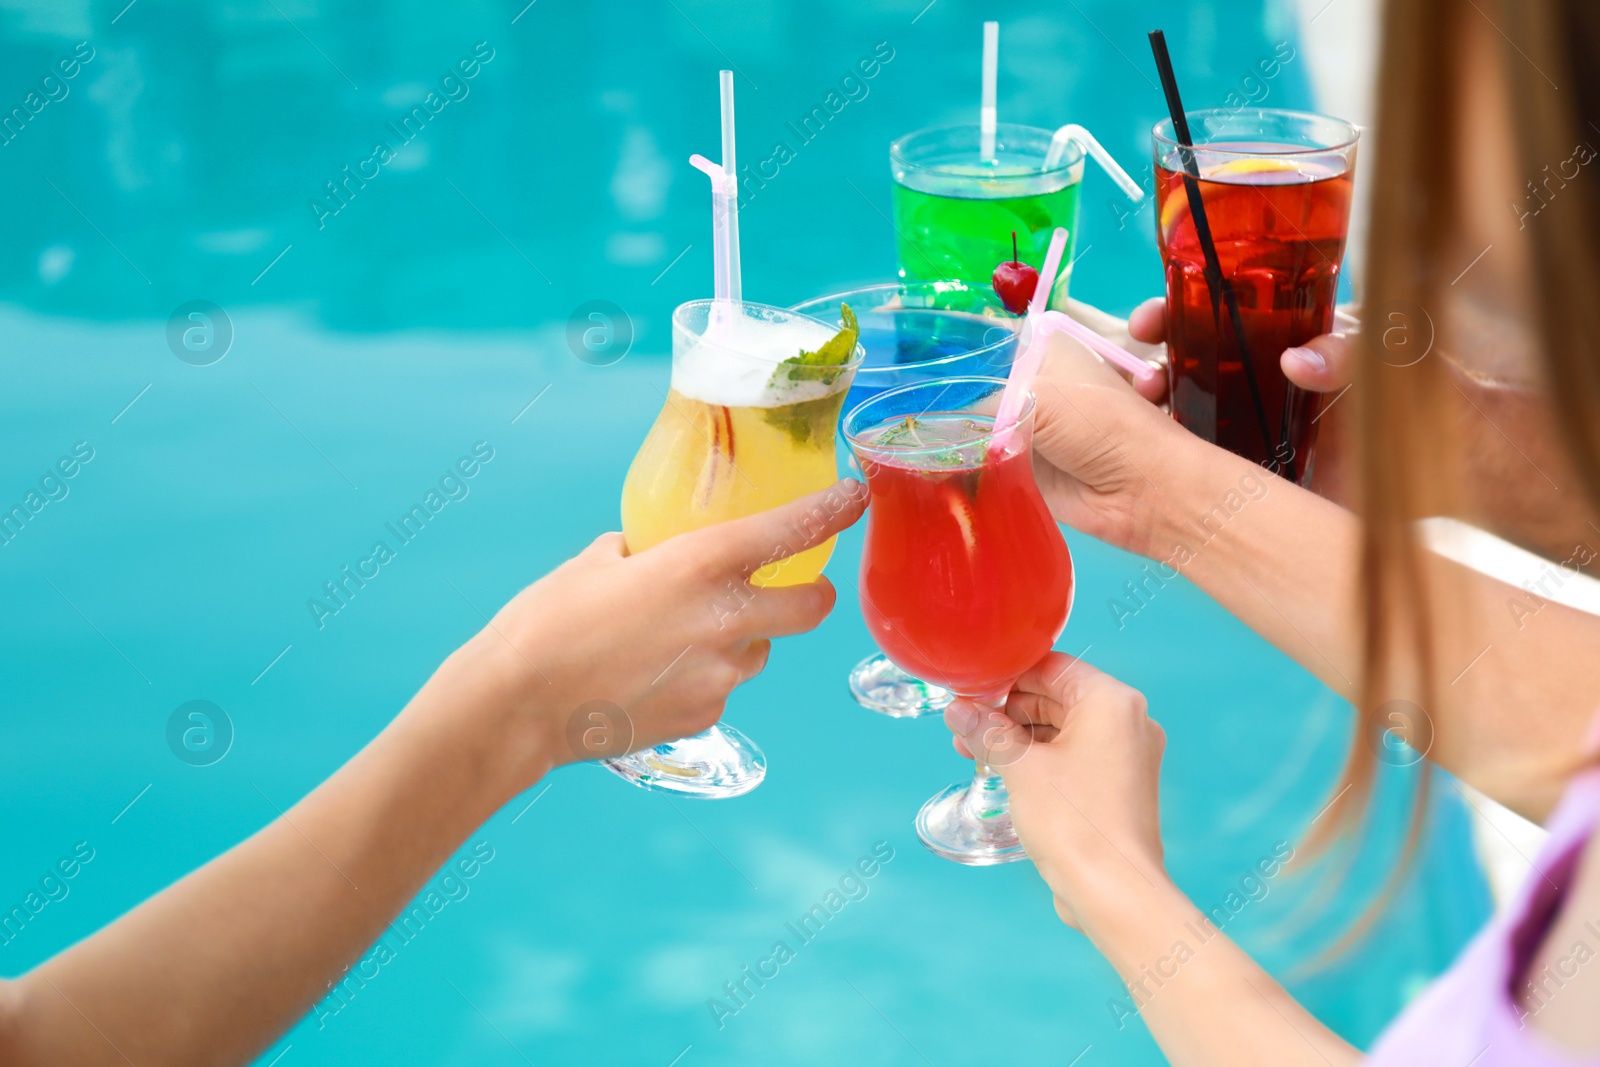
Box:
left=768, top=303, right=859, bottom=389
left=762, top=304, right=859, bottom=445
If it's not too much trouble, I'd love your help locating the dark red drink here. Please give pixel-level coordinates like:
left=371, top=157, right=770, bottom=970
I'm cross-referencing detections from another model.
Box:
left=1155, top=127, right=1357, bottom=479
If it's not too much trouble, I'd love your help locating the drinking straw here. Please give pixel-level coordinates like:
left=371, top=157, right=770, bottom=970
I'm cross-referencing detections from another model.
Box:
left=988, top=227, right=1162, bottom=456
left=1024, top=226, right=1069, bottom=321
left=1147, top=31, right=1288, bottom=480
left=1036, top=310, right=1161, bottom=385
left=979, top=21, right=998, bottom=162
left=989, top=227, right=1069, bottom=453
left=1043, top=124, right=1145, bottom=201
left=688, top=70, right=742, bottom=317
left=717, top=70, right=741, bottom=304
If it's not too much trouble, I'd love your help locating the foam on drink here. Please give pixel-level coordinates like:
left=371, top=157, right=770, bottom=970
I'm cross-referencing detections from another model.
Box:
left=670, top=312, right=844, bottom=409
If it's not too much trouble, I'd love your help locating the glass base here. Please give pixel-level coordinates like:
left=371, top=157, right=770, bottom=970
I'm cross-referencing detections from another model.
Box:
left=915, top=766, right=1028, bottom=865
left=602, top=723, right=766, bottom=799
left=848, top=653, right=954, bottom=719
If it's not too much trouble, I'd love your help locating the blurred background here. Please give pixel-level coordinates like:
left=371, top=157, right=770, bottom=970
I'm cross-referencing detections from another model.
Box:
left=0, top=1, right=1497, bottom=1065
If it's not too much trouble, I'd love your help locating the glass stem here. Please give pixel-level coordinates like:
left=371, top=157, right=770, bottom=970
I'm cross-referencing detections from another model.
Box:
left=962, top=762, right=1012, bottom=825
left=962, top=692, right=1014, bottom=827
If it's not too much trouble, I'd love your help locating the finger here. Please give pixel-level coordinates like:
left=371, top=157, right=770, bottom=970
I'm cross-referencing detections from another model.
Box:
left=720, top=577, right=837, bottom=639
left=1281, top=331, right=1355, bottom=393
left=732, top=638, right=771, bottom=683
left=1130, top=358, right=1167, bottom=403
left=945, top=699, right=1032, bottom=768
left=1013, top=651, right=1100, bottom=699
left=952, top=733, right=973, bottom=759
left=1038, top=330, right=1130, bottom=391
left=690, top=479, right=869, bottom=578
left=1004, top=690, right=1052, bottom=726
left=1127, top=297, right=1167, bottom=344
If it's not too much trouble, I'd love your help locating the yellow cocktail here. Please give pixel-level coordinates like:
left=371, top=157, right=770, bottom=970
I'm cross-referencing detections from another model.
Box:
left=621, top=300, right=861, bottom=586
left=607, top=299, right=861, bottom=799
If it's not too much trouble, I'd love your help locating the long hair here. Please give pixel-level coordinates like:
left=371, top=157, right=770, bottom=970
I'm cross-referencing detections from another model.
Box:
left=1303, top=0, right=1600, bottom=949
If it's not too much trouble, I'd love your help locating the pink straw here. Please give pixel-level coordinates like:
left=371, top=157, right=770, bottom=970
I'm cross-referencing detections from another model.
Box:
left=1024, top=226, right=1068, bottom=320
left=990, top=228, right=1160, bottom=455
left=990, top=229, right=1069, bottom=453
left=1038, top=311, right=1161, bottom=385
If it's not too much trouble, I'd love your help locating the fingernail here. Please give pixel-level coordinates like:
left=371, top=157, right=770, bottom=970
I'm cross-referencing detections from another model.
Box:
left=1284, top=346, right=1325, bottom=374
left=948, top=701, right=978, bottom=734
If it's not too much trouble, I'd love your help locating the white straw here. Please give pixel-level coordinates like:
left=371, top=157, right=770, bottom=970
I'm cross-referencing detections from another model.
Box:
left=979, top=22, right=998, bottom=162
left=718, top=70, right=741, bottom=304
left=689, top=154, right=734, bottom=308
left=1043, top=124, right=1145, bottom=201
left=689, top=70, right=742, bottom=319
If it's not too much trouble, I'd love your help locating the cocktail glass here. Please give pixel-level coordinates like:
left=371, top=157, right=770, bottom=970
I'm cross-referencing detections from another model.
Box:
left=791, top=282, right=1021, bottom=719
left=844, top=376, right=1073, bottom=863
left=610, top=299, right=862, bottom=798
left=1154, top=107, right=1359, bottom=482
left=890, top=123, right=1084, bottom=306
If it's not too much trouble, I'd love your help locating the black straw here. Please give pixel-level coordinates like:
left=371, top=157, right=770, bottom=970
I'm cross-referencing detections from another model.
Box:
left=1147, top=30, right=1293, bottom=482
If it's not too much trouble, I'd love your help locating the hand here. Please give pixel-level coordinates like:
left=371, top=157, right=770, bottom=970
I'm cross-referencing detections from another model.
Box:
left=1030, top=300, right=1361, bottom=556
left=1027, top=326, right=1193, bottom=557
left=945, top=654, right=1167, bottom=930
left=446, top=479, right=868, bottom=783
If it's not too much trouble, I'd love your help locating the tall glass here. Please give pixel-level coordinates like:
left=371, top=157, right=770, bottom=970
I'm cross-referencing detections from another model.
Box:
left=845, top=377, right=1073, bottom=863
left=1154, top=108, right=1358, bottom=482
left=792, top=282, right=1021, bottom=719
left=610, top=300, right=863, bottom=798
left=890, top=124, right=1085, bottom=307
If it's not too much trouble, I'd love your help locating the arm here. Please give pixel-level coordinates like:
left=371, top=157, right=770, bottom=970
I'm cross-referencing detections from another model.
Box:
left=0, top=480, right=867, bottom=1067
left=0, top=656, right=528, bottom=1067
left=946, top=655, right=1359, bottom=1067
left=1032, top=327, right=1600, bottom=820
left=1079, top=878, right=1359, bottom=1067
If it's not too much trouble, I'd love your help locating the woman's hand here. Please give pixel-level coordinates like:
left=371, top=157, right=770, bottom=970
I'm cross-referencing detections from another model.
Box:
left=0, top=481, right=869, bottom=1067
left=447, top=479, right=868, bottom=784
left=1030, top=301, right=1360, bottom=556
left=945, top=653, right=1360, bottom=1067
left=945, top=653, right=1167, bottom=929
left=1027, top=327, right=1192, bottom=558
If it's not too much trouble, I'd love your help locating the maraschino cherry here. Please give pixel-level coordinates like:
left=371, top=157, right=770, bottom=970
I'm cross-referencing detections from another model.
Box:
left=991, top=231, right=1039, bottom=315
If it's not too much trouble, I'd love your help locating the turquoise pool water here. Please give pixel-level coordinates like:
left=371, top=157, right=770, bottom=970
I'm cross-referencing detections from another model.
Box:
left=0, top=2, right=1488, bottom=1064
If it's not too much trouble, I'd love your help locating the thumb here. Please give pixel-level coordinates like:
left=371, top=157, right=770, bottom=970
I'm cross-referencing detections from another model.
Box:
left=1281, top=330, right=1356, bottom=393
left=945, top=699, right=1035, bottom=770
left=688, top=478, right=868, bottom=577
left=1126, top=296, right=1167, bottom=344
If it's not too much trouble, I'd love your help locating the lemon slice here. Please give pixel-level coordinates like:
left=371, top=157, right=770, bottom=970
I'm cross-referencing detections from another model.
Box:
left=1159, top=157, right=1304, bottom=238
left=1205, top=156, right=1303, bottom=180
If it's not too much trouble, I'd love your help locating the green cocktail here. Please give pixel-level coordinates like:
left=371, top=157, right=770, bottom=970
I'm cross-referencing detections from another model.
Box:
left=890, top=123, right=1085, bottom=309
